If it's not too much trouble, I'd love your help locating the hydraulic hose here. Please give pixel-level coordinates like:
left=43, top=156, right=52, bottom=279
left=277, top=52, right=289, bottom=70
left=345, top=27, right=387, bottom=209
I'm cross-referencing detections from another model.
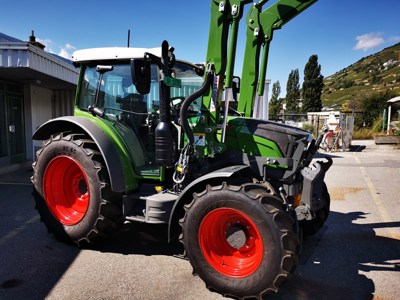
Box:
left=179, top=71, right=214, bottom=145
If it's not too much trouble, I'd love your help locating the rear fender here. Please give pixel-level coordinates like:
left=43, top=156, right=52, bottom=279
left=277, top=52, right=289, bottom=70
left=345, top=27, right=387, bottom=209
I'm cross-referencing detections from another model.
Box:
left=33, top=116, right=127, bottom=192
left=168, top=164, right=252, bottom=242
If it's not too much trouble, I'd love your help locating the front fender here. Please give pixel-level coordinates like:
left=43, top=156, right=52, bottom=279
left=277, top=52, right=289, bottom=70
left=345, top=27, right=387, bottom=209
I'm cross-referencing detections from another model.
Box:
left=168, top=164, right=251, bottom=242
left=33, top=116, right=126, bottom=192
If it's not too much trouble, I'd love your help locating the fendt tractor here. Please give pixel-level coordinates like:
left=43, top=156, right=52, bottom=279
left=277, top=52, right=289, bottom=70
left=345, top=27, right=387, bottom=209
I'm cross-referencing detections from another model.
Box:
left=32, top=0, right=332, bottom=298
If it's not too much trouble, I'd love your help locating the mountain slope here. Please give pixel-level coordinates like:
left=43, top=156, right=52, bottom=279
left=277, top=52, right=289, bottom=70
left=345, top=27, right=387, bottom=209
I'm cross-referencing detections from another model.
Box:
left=322, top=42, right=400, bottom=106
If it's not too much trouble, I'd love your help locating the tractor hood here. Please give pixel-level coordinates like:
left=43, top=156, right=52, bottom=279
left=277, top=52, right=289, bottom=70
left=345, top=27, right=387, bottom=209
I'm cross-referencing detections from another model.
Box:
left=225, top=118, right=311, bottom=159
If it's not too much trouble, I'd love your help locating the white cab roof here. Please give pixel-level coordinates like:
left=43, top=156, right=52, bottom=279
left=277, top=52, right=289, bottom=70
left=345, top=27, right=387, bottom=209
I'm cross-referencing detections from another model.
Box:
left=72, top=47, right=161, bottom=63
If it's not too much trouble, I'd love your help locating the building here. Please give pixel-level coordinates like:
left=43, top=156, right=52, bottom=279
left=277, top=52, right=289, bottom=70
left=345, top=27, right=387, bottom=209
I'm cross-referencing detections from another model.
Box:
left=0, top=32, right=78, bottom=169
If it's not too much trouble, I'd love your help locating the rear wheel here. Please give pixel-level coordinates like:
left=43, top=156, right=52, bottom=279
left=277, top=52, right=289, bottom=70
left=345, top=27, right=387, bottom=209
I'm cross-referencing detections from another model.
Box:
left=32, top=132, right=123, bottom=245
left=180, top=183, right=299, bottom=298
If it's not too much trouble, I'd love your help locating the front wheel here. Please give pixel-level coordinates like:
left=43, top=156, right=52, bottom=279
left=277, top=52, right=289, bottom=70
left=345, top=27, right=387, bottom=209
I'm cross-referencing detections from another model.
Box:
left=32, top=132, right=123, bottom=245
left=180, top=183, right=299, bottom=298
left=299, top=182, right=330, bottom=236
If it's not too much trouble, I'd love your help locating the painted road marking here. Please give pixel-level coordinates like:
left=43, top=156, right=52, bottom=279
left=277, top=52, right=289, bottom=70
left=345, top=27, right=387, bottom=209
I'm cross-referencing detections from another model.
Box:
left=0, top=182, right=31, bottom=186
left=0, top=215, right=40, bottom=246
left=354, top=153, right=399, bottom=241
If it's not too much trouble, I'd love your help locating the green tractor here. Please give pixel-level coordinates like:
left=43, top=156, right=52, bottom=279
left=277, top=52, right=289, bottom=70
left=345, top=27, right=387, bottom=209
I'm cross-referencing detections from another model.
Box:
left=32, top=0, right=331, bottom=297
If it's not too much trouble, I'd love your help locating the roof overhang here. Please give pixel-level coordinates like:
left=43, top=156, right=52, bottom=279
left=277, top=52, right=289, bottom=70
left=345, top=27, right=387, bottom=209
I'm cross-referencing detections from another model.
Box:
left=0, top=42, right=78, bottom=89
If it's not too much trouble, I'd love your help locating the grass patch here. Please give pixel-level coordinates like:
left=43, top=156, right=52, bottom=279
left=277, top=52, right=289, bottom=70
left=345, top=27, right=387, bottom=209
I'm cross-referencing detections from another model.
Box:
left=352, top=128, right=375, bottom=140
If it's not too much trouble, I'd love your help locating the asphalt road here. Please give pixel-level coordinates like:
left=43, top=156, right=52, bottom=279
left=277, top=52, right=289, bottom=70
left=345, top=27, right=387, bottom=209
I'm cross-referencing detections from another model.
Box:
left=0, top=140, right=399, bottom=300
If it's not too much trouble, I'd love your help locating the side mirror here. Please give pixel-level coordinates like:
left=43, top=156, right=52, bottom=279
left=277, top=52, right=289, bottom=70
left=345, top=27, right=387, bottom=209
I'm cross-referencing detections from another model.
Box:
left=131, top=58, right=151, bottom=94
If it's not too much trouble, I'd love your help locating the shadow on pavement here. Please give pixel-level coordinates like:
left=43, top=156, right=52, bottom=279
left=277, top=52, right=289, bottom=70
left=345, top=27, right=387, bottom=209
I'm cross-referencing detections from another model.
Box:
left=89, top=222, right=184, bottom=257
left=348, top=145, right=367, bottom=152
left=315, top=152, right=343, bottom=159
left=86, top=209, right=400, bottom=299
left=272, top=211, right=400, bottom=300
left=2, top=182, right=399, bottom=299
left=0, top=184, right=80, bottom=299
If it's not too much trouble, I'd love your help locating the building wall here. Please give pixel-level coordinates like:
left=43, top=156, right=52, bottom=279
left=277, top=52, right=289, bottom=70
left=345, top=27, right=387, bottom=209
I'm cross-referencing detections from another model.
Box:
left=0, top=38, right=78, bottom=169
left=29, top=85, right=53, bottom=160
left=54, top=89, right=74, bottom=117
left=28, top=85, right=74, bottom=161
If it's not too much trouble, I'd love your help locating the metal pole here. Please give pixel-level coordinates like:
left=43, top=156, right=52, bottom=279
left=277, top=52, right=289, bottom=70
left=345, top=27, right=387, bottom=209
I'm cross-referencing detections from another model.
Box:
left=382, top=108, right=387, bottom=134
left=387, top=105, right=392, bottom=135
left=262, top=80, right=270, bottom=120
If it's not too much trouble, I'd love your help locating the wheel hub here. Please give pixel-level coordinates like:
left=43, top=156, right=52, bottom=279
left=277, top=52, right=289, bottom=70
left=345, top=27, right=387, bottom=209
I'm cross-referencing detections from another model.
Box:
left=43, top=155, right=90, bottom=226
left=226, top=225, right=247, bottom=249
left=199, top=207, right=263, bottom=278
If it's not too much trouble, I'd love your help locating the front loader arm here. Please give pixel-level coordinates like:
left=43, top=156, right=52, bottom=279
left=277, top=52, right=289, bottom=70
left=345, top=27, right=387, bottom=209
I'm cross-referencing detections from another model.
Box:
left=183, top=0, right=317, bottom=156
left=238, top=0, right=318, bottom=117
left=203, top=0, right=251, bottom=117
left=201, top=0, right=252, bottom=152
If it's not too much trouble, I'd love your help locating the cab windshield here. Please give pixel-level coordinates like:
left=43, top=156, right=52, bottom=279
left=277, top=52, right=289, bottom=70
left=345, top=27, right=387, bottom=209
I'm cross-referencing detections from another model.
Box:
left=77, top=61, right=203, bottom=115
left=76, top=60, right=203, bottom=175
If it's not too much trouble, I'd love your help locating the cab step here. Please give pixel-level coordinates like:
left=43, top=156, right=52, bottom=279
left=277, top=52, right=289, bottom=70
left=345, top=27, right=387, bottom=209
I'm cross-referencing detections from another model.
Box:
left=123, top=191, right=178, bottom=224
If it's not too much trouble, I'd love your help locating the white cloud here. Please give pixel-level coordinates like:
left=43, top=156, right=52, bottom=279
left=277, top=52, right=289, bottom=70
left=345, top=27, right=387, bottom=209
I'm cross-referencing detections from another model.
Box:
left=58, top=43, right=76, bottom=59
left=36, top=36, right=76, bottom=59
left=353, top=32, right=385, bottom=51
left=64, top=43, right=75, bottom=50
left=37, top=38, right=54, bottom=52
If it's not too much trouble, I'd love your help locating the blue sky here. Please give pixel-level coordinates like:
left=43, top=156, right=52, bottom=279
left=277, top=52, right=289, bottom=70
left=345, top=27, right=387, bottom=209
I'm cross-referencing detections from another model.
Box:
left=1, top=0, right=399, bottom=96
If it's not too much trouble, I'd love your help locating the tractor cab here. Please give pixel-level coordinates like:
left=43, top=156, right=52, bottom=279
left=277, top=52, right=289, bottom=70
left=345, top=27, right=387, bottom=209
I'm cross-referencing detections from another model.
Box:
left=72, top=47, right=204, bottom=176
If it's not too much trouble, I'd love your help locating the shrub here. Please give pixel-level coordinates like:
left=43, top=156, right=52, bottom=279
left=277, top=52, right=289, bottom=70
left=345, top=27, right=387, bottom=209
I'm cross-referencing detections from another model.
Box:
left=302, top=122, right=314, bottom=134
left=352, top=128, right=374, bottom=140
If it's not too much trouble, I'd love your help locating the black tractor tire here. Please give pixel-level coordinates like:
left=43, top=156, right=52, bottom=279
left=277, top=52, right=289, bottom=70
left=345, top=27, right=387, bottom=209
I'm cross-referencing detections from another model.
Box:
left=32, top=132, right=123, bottom=245
left=299, top=182, right=330, bottom=236
left=180, top=182, right=299, bottom=299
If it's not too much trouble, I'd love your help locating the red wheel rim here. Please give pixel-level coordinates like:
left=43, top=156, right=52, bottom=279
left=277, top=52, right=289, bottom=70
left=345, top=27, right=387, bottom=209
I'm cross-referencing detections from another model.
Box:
left=43, top=156, right=90, bottom=225
left=199, top=208, right=263, bottom=278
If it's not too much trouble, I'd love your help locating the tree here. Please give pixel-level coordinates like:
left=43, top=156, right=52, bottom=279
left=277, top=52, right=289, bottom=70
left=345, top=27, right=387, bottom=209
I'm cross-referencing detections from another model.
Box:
left=269, top=81, right=282, bottom=120
left=302, top=55, right=324, bottom=112
left=349, top=90, right=395, bottom=129
left=285, top=69, right=301, bottom=114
